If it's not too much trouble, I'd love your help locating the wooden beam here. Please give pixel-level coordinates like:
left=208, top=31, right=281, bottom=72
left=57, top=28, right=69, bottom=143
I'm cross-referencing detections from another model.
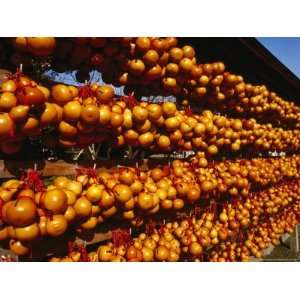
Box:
left=75, top=230, right=112, bottom=246
left=0, top=158, right=179, bottom=179
left=290, top=224, right=300, bottom=253
left=0, top=159, right=149, bottom=179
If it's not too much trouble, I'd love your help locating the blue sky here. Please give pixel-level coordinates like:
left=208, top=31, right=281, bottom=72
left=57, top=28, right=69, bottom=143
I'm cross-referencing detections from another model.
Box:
left=257, top=37, right=300, bottom=78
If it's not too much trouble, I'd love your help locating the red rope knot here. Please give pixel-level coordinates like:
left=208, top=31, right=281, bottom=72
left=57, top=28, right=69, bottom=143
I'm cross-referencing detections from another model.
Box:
left=232, top=198, right=239, bottom=207
left=162, top=165, right=171, bottom=176
left=112, top=228, right=132, bottom=248
left=145, top=219, right=157, bottom=236
left=75, top=167, right=98, bottom=181
left=68, top=241, right=75, bottom=254
left=184, top=106, right=193, bottom=117
left=187, top=216, right=194, bottom=227
left=4, top=68, right=23, bottom=81
left=78, top=244, right=90, bottom=262
left=210, top=201, right=217, bottom=213
left=78, top=84, right=96, bottom=99
left=134, top=166, right=142, bottom=179
left=158, top=224, right=165, bottom=235
left=123, top=95, right=138, bottom=109
left=21, top=169, right=45, bottom=192
left=193, top=206, right=202, bottom=218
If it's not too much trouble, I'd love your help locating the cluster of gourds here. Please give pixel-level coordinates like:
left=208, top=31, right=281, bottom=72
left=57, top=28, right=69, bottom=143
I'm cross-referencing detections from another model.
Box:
left=173, top=180, right=300, bottom=261
left=0, top=36, right=299, bottom=262
left=209, top=200, right=300, bottom=262
left=7, top=37, right=300, bottom=128
left=48, top=179, right=300, bottom=261
left=1, top=73, right=300, bottom=155
left=50, top=229, right=182, bottom=262
left=0, top=155, right=299, bottom=257
left=0, top=73, right=51, bottom=154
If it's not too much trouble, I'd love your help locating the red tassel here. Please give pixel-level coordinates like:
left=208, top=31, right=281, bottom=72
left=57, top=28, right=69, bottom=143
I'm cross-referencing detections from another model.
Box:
left=193, top=206, right=202, bottom=218
left=68, top=241, right=75, bottom=254
left=78, top=85, right=96, bottom=98
left=158, top=224, right=165, bottom=235
left=185, top=106, right=193, bottom=117
left=78, top=244, right=90, bottom=262
left=75, top=167, right=98, bottom=180
left=123, top=95, right=138, bottom=109
left=162, top=165, right=171, bottom=176
left=5, top=68, right=23, bottom=81
left=146, top=219, right=156, bottom=236
left=21, top=169, right=45, bottom=192
left=112, top=228, right=132, bottom=248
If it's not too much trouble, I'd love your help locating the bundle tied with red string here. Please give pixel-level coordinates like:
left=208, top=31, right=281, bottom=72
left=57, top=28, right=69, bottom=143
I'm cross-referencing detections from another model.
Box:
left=162, top=164, right=171, bottom=176
left=78, top=244, right=90, bottom=262
left=67, top=241, right=90, bottom=262
left=3, top=68, right=46, bottom=106
left=4, top=68, right=23, bottom=82
left=78, top=84, right=97, bottom=99
left=145, top=219, right=157, bottom=236
left=209, top=201, right=218, bottom=221
left=122, top=94, right=138, bottom=109
left=112, top=228, right=132, bottom=248
left=75, top=167, right=98, bottom=181
left=192, top=205, right=202, bottom=219
left=68, top=241, right=76, bottom=254
left=158, top=223, right=165, bottom=235
left=20, top=169, right=45, bottom=192
left=185, top=106, right=194, bottom=117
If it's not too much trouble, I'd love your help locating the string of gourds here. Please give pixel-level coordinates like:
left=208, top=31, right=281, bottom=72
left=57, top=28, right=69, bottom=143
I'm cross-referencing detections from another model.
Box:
left=0, top=155, right=299, bottom=257
left=8, top=37, right=300, bottom=128
left=0, top=74, right=300, bottom=155
left=208, top=201, right=300, bottom=262
left=0, top=37, right=299, bottom=262
left=48, top=180, right=300, bottom=262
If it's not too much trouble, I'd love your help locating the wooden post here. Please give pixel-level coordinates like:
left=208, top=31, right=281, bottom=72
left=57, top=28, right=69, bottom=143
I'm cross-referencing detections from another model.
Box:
left=290, top=224, right=300, bottom=253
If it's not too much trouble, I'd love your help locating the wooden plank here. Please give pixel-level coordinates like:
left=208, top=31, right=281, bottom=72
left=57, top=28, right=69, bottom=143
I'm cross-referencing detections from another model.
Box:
left=0, top=159, right=141, bottom=178
left=0, top=158, right=173, bottom=179
left=0, top=151, right=194, bottom=179
left=290, top=224, right=300, bottom=253
left=0, top=160, right=78, bottom=178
